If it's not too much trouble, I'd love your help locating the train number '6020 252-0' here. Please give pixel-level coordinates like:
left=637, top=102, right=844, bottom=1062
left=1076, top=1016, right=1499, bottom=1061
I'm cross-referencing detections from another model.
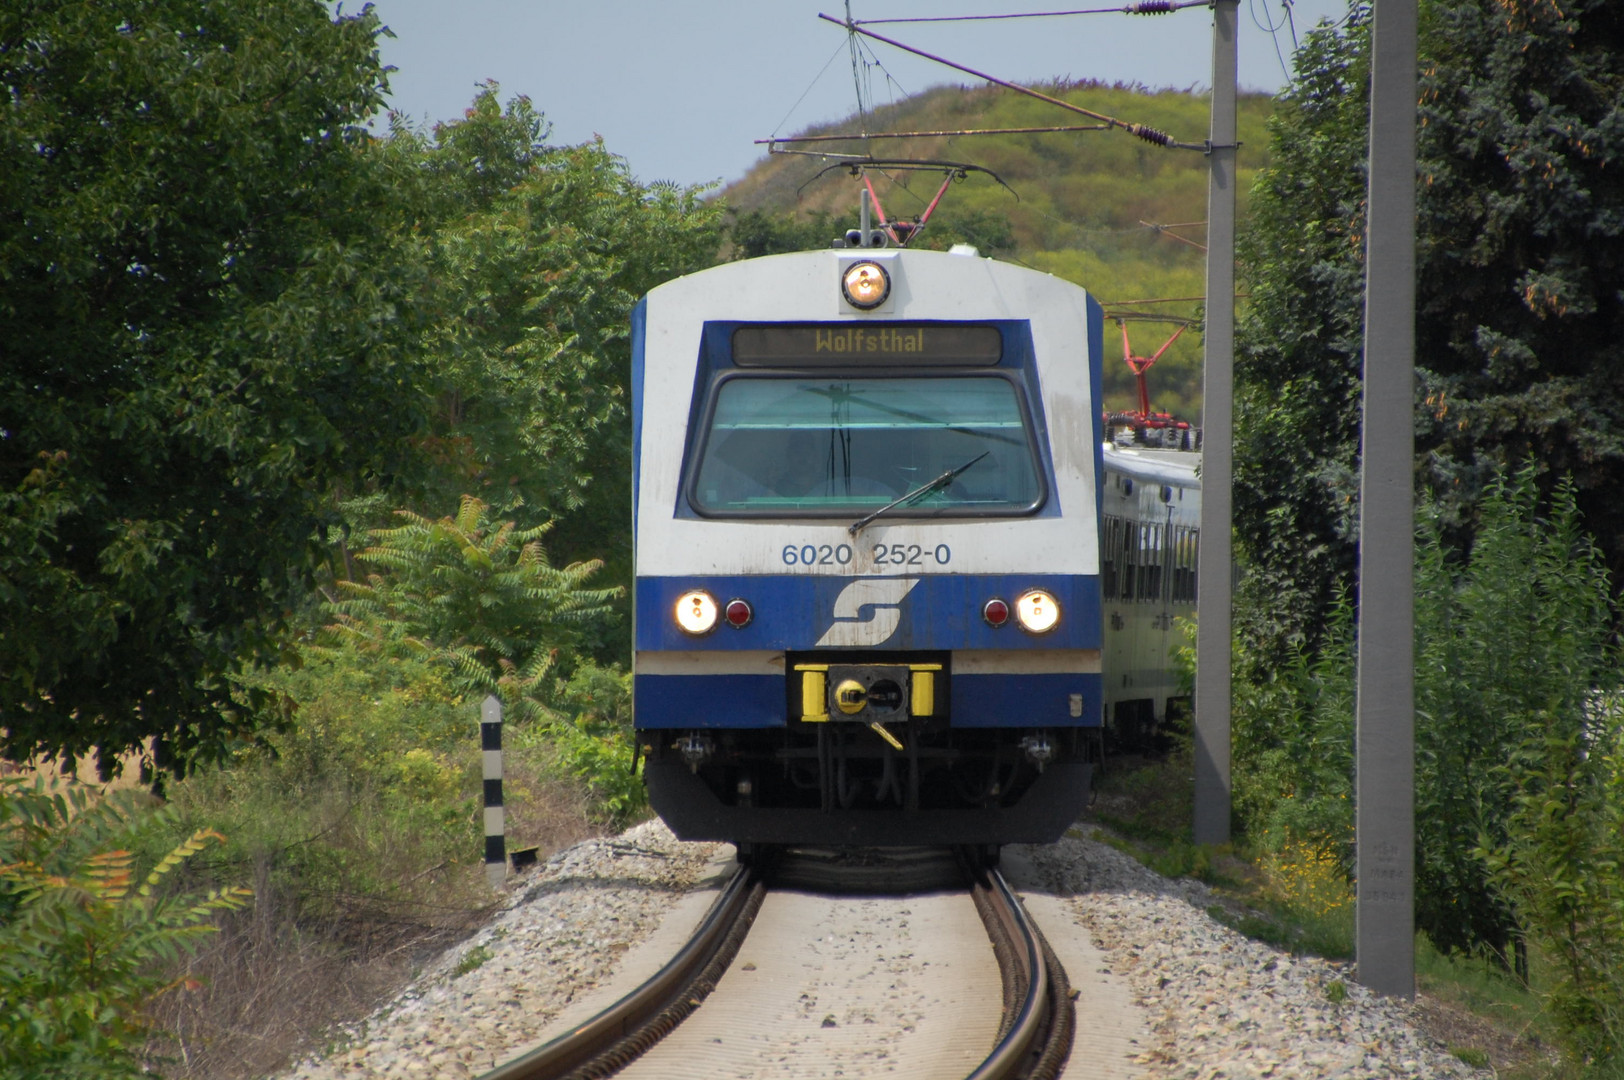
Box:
left=779, top=542, right=953, bottom=567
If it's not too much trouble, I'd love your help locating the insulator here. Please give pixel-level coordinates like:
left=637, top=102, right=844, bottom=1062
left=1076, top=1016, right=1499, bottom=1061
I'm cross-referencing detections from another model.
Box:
left=1126, top=0, right=1176, bottom=12
left=1127, top=123, right=1174, bottom=147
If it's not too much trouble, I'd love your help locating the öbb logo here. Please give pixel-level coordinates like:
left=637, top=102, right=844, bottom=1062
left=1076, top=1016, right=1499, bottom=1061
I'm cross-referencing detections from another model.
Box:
left=815, top=578, right=920, bottom=648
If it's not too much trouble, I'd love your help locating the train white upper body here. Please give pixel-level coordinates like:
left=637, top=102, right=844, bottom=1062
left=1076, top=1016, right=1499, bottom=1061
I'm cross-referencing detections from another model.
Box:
left=633, top=248, right=1101, bottom=581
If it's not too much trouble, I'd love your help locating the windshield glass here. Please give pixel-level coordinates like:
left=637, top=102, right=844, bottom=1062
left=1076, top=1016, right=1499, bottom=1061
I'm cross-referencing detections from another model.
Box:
left=689, top=376, right=1044, bottom=516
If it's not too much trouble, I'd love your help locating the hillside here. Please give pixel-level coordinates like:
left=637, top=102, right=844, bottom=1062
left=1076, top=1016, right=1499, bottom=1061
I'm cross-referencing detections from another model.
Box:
left=722, top=80, right=1277, bottom=417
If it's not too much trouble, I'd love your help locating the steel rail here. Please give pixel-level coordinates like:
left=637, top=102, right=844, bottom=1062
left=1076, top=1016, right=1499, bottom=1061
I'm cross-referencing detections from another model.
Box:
left=965, top=869, right=1076, bottom=1080
left=476, top=866, right=763, bottom=1080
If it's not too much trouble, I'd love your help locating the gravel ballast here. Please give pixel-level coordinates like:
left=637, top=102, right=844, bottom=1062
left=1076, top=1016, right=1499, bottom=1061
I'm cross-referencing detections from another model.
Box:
left=275, top=822, right=1486, bottom=1079
left=1011, top=832, right=1483, bottom=1079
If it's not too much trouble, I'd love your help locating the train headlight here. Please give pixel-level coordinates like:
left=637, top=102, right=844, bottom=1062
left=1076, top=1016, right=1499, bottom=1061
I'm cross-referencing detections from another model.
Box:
left=674, top=589, right=718, bottom=635
left=1015, top=590, right=1060, bottom=634
left=841, top=260, right=890, bottom=309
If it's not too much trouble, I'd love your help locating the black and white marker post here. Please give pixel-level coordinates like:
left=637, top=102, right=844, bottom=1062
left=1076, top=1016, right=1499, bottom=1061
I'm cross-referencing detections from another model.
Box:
left=481, top=695, right=506, bottom=888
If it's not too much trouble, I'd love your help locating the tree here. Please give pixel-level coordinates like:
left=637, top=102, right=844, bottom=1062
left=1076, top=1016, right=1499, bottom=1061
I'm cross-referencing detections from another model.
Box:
left=394, top=89, right=722, bottom=658
left=0, top=1, right=433, bottom=775
left=726, top=208, right=838, bottom=259
left=1234, top=0, right=1624, bottom=653
left=329, top=495, right=619, bottom=705
left=1233, top=0, right=1624, bottom=964
left=1232, top=9, right=1371, bottom=661
left=1414, top=0, right=1624, bottom=580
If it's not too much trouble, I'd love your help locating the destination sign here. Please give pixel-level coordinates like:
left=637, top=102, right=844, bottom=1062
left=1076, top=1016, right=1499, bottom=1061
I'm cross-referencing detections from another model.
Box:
left=732, top=324, right=1002, bottom=367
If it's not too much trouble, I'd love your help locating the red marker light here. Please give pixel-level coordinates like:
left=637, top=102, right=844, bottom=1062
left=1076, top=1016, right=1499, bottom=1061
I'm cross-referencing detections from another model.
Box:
left=983, top=598, right=1010, bottom=627
left=724, top=598, right=753, bottom=629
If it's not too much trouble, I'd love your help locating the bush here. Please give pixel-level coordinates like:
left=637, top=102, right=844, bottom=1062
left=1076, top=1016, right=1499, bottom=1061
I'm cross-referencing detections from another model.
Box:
left=1480, top=695, right=1624, bottom=1071
left=539, top=664, right=647, bottom=829
left=1231, top=464, right=1618, bottom=973
left=0, top=777, right=249, bottom=1079
left=1229, top=589, right=1356, bottom=863
left=1415, top=467, right=1617, bottom=965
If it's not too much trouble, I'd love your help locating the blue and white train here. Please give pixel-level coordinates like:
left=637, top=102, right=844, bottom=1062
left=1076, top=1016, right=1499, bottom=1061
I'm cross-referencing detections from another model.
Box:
left=630, top=244, right=1197, bottom=851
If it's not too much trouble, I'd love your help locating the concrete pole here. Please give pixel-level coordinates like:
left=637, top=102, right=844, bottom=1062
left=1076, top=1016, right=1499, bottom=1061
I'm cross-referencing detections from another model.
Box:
left=1194, top=0, right=1238, bottom=847
left=1356, top=0, right=1418, bottom=998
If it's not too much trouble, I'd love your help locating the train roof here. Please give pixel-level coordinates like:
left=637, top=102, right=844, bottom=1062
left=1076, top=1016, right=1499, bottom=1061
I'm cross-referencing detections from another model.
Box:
left=642, top=247, right=1100, bottom=324
left=1102, top=442, right=1201, bottom=489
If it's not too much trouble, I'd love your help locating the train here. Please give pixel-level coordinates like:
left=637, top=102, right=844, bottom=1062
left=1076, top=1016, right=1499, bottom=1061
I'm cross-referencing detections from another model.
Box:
left=629, top=242, right=1197, bottom=853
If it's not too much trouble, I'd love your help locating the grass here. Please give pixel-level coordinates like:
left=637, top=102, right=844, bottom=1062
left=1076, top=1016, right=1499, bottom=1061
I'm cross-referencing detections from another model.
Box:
left=454, top=944, right=494, bottom=978
left=129, top=698, right=606, bottom=1079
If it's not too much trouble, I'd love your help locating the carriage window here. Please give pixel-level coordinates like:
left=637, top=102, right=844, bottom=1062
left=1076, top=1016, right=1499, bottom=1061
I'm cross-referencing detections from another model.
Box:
left=690, top=376, right=1044, bottom=516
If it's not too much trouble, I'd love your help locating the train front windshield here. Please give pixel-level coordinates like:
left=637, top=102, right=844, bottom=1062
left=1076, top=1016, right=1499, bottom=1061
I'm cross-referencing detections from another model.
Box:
left=690, top=376, right=1044, bottom=515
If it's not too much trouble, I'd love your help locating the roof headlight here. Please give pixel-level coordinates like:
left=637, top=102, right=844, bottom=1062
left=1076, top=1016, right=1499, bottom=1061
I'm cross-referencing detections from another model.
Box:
left=841, top=260, right=890, bottom=309
left=1015, top=589, right=1061, bottom=634
left=674, top=589, right=718, bottom=635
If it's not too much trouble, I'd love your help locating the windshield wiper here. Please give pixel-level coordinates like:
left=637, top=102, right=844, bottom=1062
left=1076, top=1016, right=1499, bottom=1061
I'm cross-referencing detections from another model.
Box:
left=848, top=451, right=989, bottom=536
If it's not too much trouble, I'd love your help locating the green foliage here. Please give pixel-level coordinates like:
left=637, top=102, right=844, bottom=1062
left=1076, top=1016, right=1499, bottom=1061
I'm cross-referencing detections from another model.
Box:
left=1231, top=462, right=1619, bottom=992
left=537, top=663, right=647, bottom=828
left=0, top=0, right=434, bottom=775
left=1232, top=6, right=1371, bottom=661
left=3, top=63, right=722, bottom=773
left=1414, top=0, right=1624, bottom=580
left=1449, top=1047, right=1489, bottom=1070
left=396, top=89, right=723, bottom=661
left=1417, top=931, right=1543, bottom=1040
left=145, top=495, right=637, bottom=944
left=1479, top=695, right=1624, bottom=1069
left=726, top=209, right=839, bottom=258
left=453, top=944, right=494, bottom=978
left=320, top=495, right=643, bottom=826
left=331, top=495, right=620, bottom=707
left=1234, top=0, right=1624, bottom=661
left=1230, top=590, right=1356, bottom=856
left=1087, top=752, right=1193, bottom=848
left=1416, top=466, right=1617, bottom=963
left=164, top=641, right=487, bottom=940
left=0, top=778, right=250, bottom=1079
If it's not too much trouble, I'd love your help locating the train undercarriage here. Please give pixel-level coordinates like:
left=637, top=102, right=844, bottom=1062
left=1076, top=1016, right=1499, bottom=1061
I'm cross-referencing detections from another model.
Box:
left=641, top=708, right=1096, bottom=848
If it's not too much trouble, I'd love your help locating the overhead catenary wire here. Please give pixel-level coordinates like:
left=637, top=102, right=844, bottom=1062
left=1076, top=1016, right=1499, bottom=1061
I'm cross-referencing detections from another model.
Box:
left=1105, top=311, right=1197, bottom=324
left=843, top=0, right=914, bottom=149
left=853, top=1, right=1207, bottom=24
left=1139, top=219, right=1208, bottom=252
left=818, top=13, right=1208, bottom=150
left=758, top=123, right=1111, bottom=146
left=769, top=37, right=851, bottom=143
left=1249, top=0, right=1295, bottom=85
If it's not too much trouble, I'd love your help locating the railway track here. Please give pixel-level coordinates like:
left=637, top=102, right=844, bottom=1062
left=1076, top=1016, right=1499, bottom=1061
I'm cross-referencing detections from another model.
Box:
left=479, top=849, right=1074, bottom=1080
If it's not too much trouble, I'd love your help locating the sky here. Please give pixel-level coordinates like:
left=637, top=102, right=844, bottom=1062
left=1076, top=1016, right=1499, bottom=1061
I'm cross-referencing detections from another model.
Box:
left=361, top=1, right=1352, bottom=190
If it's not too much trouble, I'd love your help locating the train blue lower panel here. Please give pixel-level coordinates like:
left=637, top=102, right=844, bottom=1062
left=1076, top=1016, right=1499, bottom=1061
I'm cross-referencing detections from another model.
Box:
left=949, top=672, right=1103, bottom=728
left=635, top=674, right=783, bottom=729
left=635, top=573, right=1102, bottom=652
left=634, top=671, right=1104, bottom=729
